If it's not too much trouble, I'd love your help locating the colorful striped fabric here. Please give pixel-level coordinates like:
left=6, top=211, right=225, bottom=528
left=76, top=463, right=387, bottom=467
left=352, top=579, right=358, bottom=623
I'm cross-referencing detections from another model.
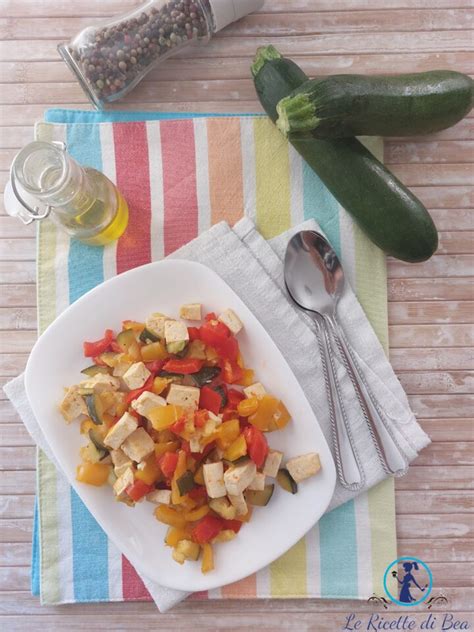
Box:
left=34, top=111, right=396, bottom=605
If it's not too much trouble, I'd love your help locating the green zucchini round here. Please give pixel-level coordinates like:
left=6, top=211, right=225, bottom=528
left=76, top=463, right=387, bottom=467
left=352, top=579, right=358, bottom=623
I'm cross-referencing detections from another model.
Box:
left=276, top=72, right=474, bottom=138
left=252, top=46, right=438, bottom=263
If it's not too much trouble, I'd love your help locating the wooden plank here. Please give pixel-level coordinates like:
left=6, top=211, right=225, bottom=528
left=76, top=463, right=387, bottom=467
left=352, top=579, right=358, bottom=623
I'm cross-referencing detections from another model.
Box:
left=0, top=239, right=35, bottom=261
left=398, top=539, right=473, bottom=563
left=385, top=140, right=474, bottom=164
left=389, top=324, right=474, bottom=347
left=408, top=394, right=474, bottom=418
left=0, top=262, right=36, bottom=284
left=420, top=418, right=474, bottom=442
left=398, top=372, right=474, bottom=394
left=390, top=347, right=474, bottom=371
left=0, top=471, right=35, bottom=495
left=388, top=255, right=474, bottom=278
left=0, top=217, right=35, bottom=239
left=396, top=465, right=474, bottom=490
left=0, top=495, right=35, bottom=519
left=388, top=301, right=474, bottom=324
left=0, top=400, right=22, bottom=423
left=388, top=278, right=474, bottom=301
left=414, top=441, right=474, bottom=466
left=0, top=566, right=30, bottom=592
left=429, top=209, right=474, bottom=231
left=398, top=514, right=473, bottom=539
left=0, top=447, right=36, bottom=470
left=438, top=231, right=474, bottom=255
left=0, top=518, right=33, bottom=543
left=396, top=490, right=474, bottom=514
left=0, top=308, right=36, bottom=331
left=0, top=543, right=31, bottom=567
left=0, top=354, right=28, bottom=377
left=0, top=331, right=37, bottom=354
left=391, top=163, right=474, bottom=186
left=410, top=186, right=473, bottom=209
left=0, top=424, right=34, bottom=447
left=0, top=285, right=36, bottom=308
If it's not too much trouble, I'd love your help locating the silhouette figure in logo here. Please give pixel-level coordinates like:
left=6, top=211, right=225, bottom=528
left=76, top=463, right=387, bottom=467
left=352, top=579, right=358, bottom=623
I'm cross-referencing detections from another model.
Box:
left=392, top=561, right=428, bottom=603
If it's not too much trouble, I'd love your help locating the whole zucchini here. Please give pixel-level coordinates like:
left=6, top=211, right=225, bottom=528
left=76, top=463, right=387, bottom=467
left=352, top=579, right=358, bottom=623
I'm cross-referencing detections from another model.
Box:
left=276, top=72, right=474, bottom=137
left=251, top=46, right=438, bottom=263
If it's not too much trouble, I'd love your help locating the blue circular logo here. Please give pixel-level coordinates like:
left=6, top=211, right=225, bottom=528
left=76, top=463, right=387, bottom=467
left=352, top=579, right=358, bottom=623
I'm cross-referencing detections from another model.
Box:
left=384, top=557, right=433, bottom=607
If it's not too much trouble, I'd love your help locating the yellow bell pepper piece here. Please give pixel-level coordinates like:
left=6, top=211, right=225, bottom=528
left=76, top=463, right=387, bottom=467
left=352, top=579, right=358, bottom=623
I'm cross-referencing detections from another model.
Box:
left=201, top=543, right=214, bottom=574
left=179, top=496, right=197, bottom=511
left=236, top=368, right=255, bottom=387
left=165, top=526, right=191, bottom=547
left=76, top=462, right=110, bottom=486
left=171, top=450, right=187, bottom=505
left=237, top=397, right=259, bottom=417
left=152, top=376, right=170, bottom=395
left=212, top=529, right=236, bottom=543
left=122, top=320, right=145, bottom=332
left=149, top=405, right=183, bottom=431
left=155, top=440, right=180, bottom=458
left=135, top=455, right=162, bottom=485
left=216, top=418, right=240, bottom=449
left=141, top=341, right=168, bottom=363
left=248, top=395, right=280, bottom=432
left=194, top=465, right=205, bottom=486
left=223, top=434, right=247, bottom=462
left=80, top=418, right=96, bottom=434
left=184, top=505, right=209, bottom=522
left=154, top=505, right=187, bottom=529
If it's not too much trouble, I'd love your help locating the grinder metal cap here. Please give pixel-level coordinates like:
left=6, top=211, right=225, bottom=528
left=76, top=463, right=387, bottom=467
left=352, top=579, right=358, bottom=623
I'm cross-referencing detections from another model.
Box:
left=208, top=0, right=264, bottom=31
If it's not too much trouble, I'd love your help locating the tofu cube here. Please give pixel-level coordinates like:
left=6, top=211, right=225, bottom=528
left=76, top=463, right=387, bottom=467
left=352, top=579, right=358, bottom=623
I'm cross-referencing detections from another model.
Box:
left=164, top=319, right=189, bottom=345
left=166, top=384, right=200, bottom=410
left=243, top=382, right=266, bottom=400
left=224, top=460, right=257, bottom=496
left=60, top=386, right=88, bottom=422
left=112, top=354, right=133, bottom=377
left=218, top=308, right=243, bottom=335
left=228, top=492, right=248, bottom=516
left=122, top=362, right=151, bottom=391
left=286, top=453, right=321, bottom=483
left=146, top=489, right=172, bottom=505
left=146, top=313, right=170, bottom=339
left=79, top=373, right=121, bottom=393
left=209, top=497, right=236, bottom=520
left=104, top=412, right=138, bottom=450
left=110, top=448, right=133, bottom=477
left=189, top=434, right=202, bottom=453
left=203, top=462, right=226, bottom=498
left=131, top=391, right=166, bottom=419
left=179, top=303, right=202, bottom=321
left=263, top=450, right=283, bottom=478
left=247, top=471, right=266, bottom=491
left=121, top=428, right=155, bottom=463
left=113, top=466, right=134, bottom=497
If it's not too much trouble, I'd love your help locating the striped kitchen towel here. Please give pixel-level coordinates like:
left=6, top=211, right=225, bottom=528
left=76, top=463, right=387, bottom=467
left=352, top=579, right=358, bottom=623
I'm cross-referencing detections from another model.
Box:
left=32, top=109, right=398, bottom=606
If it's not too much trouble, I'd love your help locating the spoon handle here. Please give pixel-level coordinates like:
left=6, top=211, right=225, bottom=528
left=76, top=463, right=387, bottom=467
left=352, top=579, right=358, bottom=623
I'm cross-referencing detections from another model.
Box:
left=314, top=316, right=365, bottom=491
left=325, top=316, right=409, bottom=477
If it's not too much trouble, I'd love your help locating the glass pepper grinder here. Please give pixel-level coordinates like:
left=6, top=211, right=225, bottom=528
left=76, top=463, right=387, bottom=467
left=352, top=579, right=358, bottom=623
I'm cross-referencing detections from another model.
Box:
left=4, top=141, right=129, bottom=246
left=58, top=0, right=264, bottom=109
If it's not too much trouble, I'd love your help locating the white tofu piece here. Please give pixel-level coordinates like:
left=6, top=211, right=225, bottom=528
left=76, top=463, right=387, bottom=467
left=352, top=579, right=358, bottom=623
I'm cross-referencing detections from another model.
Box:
left=209, top=497, right=236, bottom=520
left=79, top=373, right=121, bottom=393
left=262, top=450, right=283, bottom=478
left=131, top=391, right=166, bottom=419
left=243, top=382, right=266, bottom=400
left=247, top=471, right=266, bottom=491
left=121, top=428, right=155, bottom=463
left=166, top=384, right=200, bottom=410
left=189, top=434, right=202, bottom=453
left=286, top=453, right=321, bottom=483
left=224, top=460, right=257, bottom=496
left=218, top=308, right=243, bottom=335
left=104, top=412, right=138, bottom=450
left=110, top=448, right=133, bottom=477
left=228, top=491, right=248, bottom=516
left=59, top=386, right=88, bottom=422
left=112, top=353, right=133, bottom=377
left=146, top=489, right=172, bottom=505
left=164, top=319, right=189, bottom=345
left=113, top=466, right=134, bottom=497
left=146, top=313, right=170, bottom=339
left=122, top=362, right=151, bottom=390
left=179, top=303, right=202, bottom=321
left=203, top=462, right=226, bottom=498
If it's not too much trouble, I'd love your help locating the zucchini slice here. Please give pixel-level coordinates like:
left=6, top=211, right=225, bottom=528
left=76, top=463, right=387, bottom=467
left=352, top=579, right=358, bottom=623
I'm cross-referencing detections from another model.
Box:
left=139, top=327, right=160, bottom=343
left=277, top=468, right=298, bottom=494
left=167, top=341, right=189, bottom=357
left=80, top=365, right=111, bottom=377
left=84, top=393, right=105, bottom=425
left=176, top=470, right=195, bottom=496
left=116, top=329, right=137, bottom=353
left=212, top=385, right=228, bottom=408
left=190, top=366, right=221, bottom=388
left=245, top=484, right=275, bottom=506
left=100, top=352, right=118, bottom=367
left=88, top=428, right=109, bottom=460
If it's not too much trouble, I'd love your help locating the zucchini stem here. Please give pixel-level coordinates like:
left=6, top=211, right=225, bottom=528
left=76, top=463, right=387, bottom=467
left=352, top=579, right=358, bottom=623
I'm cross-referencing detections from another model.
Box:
left=251, top=45, right=281, bottom=77
left=276, top=93, right=320, bottom=136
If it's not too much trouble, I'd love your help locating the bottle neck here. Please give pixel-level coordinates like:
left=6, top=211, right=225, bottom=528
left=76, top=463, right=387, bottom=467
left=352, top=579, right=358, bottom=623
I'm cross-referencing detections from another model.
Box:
left=12, top=141, right=85, bottom=208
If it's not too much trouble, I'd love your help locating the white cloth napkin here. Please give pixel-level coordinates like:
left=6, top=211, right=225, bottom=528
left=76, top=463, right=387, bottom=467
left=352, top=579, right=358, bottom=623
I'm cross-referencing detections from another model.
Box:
left=4, top=217, right=430, bottom=611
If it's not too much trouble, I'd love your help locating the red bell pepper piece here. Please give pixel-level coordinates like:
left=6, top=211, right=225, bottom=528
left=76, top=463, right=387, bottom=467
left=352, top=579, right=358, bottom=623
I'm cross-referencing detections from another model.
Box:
left=188, top=327, right=200, bottom=341
left=170, top=417, right=186, bottom=435
left=83, top=329, right=114, bottom=357
left=194, top=409, right=209, bottom=429
left=124, top=375, right=154, bottom=406
left=222, top=519, right=243, bottom=533
left=145, top=360, right=165, bottom=373
left=159, top=451, right=179, bottom=479
left=192, top=515, right=224, bottom=544
left=221, top=406, right=238, bottom=422
left=110, top=341, right=122, bottom=353
left=92, top=355, right=107, bottom=367
left=199, top=320, right=230, bottom=348
left=162, top=358, right=204, bottom=374
left=188, top=485, right=208, bottom=502
left=227, top=389, right=245, bottom=407
left=220, top=358, right=244, bottom=384
left=218, top=335, right=239, bottom=362
left=244, top=426, right=269, bottom=468
left=199, top=386, right=223, bottom=416
left=126, top=479, right=153, bottom=502
left=205, top=312, right=217, bottom=322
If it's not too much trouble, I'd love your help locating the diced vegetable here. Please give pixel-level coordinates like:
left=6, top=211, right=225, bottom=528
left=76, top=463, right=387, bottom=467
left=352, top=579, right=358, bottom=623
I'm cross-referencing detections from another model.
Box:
left=141, top=341, right=168, bottom=362
left=172, top=540, right=201, bottom=564
left=159, top=451, right=180, bottom=479
left=176, top=470, right=196, bottom=496
left=135, top=455, right=162, bottom=485
left=237, top=396, right=259, bottom=417
left=184, top=505, right=209, bottom=522
left=192, top=515, right=224, bottom=544
left=171, top=450, right=188, bottom=504
left=216, top=419, right=240, bottom=450
left=152, top=376, right=170, bottom=395
left=126, top=479, right=153, bottom=502
left=190, top=366, right=221, bottom=388
left=154, top=505, right=187, bottom=529
left=220, top=358, right=244, bottom=384
left=201, top=543, right=214, bottom=573
left=245, top=484, right=275, bottom=507
left=81, top=365, right=111, bottom=377
left=88, top=428, right=108, bottom=460
left=116, top=329, right=141, bottom=360
left=163, top=358, right=204, bottom=374
left=139, top=327, right=160, bottom=343
left=149, top=404, right=183, bottom=431
left=277, top=468, right=298, bottom=494
left=199, top=386, right=223, bottom=415
left=165, top=527, right=190, bottom=547
left=223, top=434, right=247, bottom=462
left=83, top=329, right=114, bottom=357
left=76, top=462, right=110, bottom=486
left=85, top=393, right=105, bottom=425
left=243, top=425, right=269, bottom=468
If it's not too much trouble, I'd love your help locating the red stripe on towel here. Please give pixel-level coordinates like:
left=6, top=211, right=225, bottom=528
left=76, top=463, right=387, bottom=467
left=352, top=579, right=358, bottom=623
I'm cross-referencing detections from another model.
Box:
left=160, top=120, right=199, bottom=255
left=121, top=556, right=153, bottom=602
left=113, top=122, right=152, bottom=273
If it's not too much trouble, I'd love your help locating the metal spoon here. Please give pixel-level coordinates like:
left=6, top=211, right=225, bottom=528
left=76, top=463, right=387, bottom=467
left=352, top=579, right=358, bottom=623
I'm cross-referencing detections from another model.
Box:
left=284, top=230, right=408, bottom=485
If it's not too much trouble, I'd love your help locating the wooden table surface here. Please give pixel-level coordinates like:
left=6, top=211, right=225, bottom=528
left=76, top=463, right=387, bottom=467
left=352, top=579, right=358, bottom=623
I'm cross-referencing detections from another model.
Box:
left=0, top=1, right=473, bottom=629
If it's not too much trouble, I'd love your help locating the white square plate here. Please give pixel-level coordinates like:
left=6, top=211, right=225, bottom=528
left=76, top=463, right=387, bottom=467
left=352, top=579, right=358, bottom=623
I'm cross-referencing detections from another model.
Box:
left=25, top=260, right=336, bottom=592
